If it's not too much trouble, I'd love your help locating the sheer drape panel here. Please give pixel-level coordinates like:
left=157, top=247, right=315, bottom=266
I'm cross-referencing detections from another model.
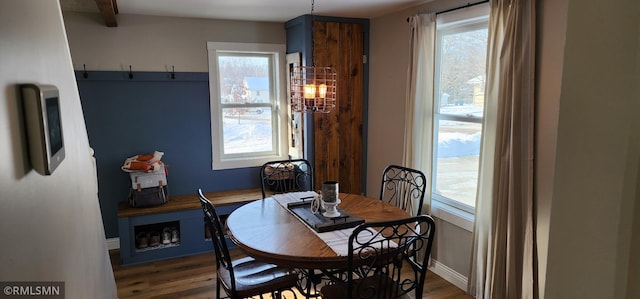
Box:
left=403, top=14, right=436, bottom=214
left=469, top=0, right=536, bottom=298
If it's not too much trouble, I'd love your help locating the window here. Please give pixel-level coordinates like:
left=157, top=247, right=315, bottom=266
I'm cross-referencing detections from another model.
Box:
left=432, top=7, right=489, bottom=213
left=207, top=42, right=288, bottom=170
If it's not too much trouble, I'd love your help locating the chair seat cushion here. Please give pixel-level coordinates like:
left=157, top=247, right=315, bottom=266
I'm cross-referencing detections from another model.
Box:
left=320, top=275, right=413, bottom=299
left=218, top=256, right=298, bottom=297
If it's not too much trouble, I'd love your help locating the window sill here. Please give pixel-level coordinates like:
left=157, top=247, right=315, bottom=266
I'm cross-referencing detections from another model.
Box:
left=212, top=154, right=287, bottom=170
left=430, top=200, right=474, bottom=232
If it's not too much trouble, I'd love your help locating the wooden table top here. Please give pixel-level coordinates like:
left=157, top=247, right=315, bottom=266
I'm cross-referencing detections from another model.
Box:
left=225, top=193, right=411, bottom=270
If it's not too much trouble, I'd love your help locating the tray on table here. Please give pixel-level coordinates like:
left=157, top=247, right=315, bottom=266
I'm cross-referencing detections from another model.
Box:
left=287, top=200, right=364, bottom=233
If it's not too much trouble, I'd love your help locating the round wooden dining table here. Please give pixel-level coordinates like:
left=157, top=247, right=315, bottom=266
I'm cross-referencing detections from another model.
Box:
left=225, top=192, right=412, bottom=270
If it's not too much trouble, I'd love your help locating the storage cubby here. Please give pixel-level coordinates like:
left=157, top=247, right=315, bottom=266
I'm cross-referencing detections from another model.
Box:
left=117, top=188, right=262, bottom=266
left=134, top=220, right=180, bottom=252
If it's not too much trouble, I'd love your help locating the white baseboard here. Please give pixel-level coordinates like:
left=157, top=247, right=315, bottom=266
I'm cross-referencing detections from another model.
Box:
left=429, top=259, right=469, bottom=292
left=106, top=237, right=120, bottom=251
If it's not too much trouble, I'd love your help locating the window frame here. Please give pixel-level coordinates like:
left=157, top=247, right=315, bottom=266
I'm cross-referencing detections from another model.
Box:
left=431, top=7, right=489, bottom=216
left=207, top=42, right=288, bottom=170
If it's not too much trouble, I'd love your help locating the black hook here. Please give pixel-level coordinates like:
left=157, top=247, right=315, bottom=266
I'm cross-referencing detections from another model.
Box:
left=128, top=65, right=134, bottom=79
left=171, top=66, right=175, bottom=79
left=83, top=64, right=88, bottom=78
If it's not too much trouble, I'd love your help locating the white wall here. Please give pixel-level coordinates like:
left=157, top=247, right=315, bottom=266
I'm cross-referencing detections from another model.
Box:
left=0, top=1, right=116, bottom=298
left=534, top=0, right=568, bottom=295
left=627, top=31, right=640, bottom=298
left=367, top=8, right=412, bottom=194
left=63, top=12, right=286, bottom=72
left=543, top=0, right=639, bottom=298
left=628, top=150, right=640, bottom=298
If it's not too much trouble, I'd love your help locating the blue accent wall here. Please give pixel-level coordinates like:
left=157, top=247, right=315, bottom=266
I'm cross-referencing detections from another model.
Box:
left=76, top=71, right=261, bottom=238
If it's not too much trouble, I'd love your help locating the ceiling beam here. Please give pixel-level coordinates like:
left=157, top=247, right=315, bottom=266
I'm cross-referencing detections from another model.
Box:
left=95, top=0, right=118, bottom=27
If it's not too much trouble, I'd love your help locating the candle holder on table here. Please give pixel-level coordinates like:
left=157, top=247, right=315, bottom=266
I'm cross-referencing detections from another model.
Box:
left=321, top=181, right=340, bottom=217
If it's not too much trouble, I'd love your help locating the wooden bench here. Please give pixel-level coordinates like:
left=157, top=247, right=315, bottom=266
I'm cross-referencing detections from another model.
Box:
left=117, top=188, right=262, bottom=266
left=118, top=188, right=262, bottom=217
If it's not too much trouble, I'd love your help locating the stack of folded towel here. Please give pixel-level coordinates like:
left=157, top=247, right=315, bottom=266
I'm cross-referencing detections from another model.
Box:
left=122, top=151, right=165, bottom=173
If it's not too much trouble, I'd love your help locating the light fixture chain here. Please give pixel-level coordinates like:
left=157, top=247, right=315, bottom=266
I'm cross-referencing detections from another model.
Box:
left=310, top=0, right=316, bottom=67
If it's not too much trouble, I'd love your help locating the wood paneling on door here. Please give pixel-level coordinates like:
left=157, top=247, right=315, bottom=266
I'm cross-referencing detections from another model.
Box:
left=312, top=21, right=364, bottom=194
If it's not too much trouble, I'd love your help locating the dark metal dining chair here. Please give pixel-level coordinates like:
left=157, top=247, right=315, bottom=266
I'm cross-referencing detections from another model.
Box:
left=319, top=215, right=436, bottom=299
left=260, top=159, right=314, bottom=198
left=197, top=189, right=299, bottom=299
left=379, top=165, right=427, bottom=216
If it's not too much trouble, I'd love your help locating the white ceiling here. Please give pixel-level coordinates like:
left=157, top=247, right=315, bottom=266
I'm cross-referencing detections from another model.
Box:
left=60, top=0, right=429, bottom=22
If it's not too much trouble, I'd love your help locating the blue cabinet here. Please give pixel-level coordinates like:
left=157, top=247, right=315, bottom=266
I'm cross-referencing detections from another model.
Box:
left=117, top=189, right=261, bottom=266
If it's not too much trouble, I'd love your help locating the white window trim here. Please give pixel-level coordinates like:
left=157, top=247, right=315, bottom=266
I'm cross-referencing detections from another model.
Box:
left=431, top=199, right=474, bottom=232
left=207, top=42, right=288, bottom=170
left=430, top=4, right=489, bottom=217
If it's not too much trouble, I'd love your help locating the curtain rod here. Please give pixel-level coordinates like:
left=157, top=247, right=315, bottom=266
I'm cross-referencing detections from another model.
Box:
left=406, top=0, right=489, bottom=22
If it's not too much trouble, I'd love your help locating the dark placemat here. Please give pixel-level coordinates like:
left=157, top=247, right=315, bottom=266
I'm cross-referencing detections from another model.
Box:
left=287, top=201, right=364, bottom=233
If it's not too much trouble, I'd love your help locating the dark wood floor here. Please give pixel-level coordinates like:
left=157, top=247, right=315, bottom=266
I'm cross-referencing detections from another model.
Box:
left=110, top=249, right=473, bottom=299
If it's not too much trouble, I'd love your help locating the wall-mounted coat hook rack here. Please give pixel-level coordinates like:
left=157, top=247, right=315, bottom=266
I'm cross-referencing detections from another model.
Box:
left=83, top=64, right=89, bottom=78
left=128, top=65, right=134, bottom=79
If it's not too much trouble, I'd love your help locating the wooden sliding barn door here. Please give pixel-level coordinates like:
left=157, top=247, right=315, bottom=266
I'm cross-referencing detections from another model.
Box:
left=312, top=21, right=364, bottom=194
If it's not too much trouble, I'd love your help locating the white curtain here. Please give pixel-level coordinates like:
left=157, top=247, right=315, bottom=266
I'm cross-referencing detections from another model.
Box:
left=402, top=13, right=436, bottom=214
left=469, top=0, right=536, bottom=298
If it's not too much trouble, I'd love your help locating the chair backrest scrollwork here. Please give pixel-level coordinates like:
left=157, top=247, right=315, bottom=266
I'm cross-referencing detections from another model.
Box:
left=260, top=159, right=314, bottom=198
left=346, top=215, right=436, bottom=299
left=379, top=165, right=427, bottom=216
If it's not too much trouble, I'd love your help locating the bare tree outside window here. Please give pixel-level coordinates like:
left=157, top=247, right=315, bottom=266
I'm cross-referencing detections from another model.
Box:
left=218, top=55, right=274, bottom=155
left=433, top=22, right=488, bottom=210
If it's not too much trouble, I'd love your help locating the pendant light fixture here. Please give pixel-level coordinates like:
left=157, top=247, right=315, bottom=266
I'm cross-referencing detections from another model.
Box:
left=290, top=0, right=337, bottom=113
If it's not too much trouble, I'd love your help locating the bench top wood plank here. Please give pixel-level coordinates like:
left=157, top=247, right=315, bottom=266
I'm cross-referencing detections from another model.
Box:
left=118, top=188, right=262, bottom=218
